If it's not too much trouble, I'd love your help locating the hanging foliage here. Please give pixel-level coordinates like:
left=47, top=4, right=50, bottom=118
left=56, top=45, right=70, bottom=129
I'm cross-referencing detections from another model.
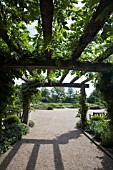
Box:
left=96, top=71, right=113, bottom=126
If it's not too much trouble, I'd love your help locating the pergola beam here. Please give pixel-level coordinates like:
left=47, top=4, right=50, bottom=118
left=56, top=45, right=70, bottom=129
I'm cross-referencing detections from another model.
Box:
left=94, top=44, right=113, bottom=62
left=70, top=76, right=79, bottom=83
left=72, top=0, right=113, bottom=61
left=59, top=70, right=69, bottom=83
left=5, top=61, right=113, bottom=72
left=36, top=83, right=89, bottom=88
left=81, top=78, right=91, bottom=84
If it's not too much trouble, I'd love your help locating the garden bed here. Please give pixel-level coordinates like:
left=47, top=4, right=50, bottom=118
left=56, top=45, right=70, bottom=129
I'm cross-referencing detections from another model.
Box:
left=82, top=130, right=113, bottom=160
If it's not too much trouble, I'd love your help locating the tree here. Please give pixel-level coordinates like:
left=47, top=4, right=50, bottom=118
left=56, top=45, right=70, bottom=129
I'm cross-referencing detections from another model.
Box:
left=41, top=88, right=51, bottom=102
left=87, top=89, right=101, bottom=104
left=31, top=91, right=42, bottom=104
left=51, top=87, right=66, bottom=103
left=65, top=87, right=77, bottom=103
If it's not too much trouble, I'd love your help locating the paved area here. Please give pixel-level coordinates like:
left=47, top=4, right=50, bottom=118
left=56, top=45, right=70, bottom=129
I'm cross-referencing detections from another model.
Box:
left=0, top=109, right=113, bottom=170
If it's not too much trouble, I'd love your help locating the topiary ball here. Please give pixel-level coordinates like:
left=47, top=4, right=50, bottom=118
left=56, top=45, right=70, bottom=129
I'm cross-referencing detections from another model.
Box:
left=4, top=115, right=21, bottom=125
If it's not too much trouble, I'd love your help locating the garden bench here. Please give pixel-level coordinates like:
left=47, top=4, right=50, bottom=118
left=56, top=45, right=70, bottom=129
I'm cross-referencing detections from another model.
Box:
left=93, top=112, right=104, bottom=116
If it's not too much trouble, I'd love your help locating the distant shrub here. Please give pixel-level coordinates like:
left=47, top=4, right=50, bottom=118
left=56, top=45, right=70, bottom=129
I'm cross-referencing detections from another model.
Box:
left=49, top=103, right=58, bottom=108
left=56, top=104, right=64, bottom=108
left=67, top=105, right=74, bottom=108
left=73, top=103, right=80, bottom=108
left=47, top=106, right=53, bottom=110
left=91, top=115, right=104, bottom=121
left=28, top=120, right=35, bottom=127
left=4, top=115, right=21, bottom=126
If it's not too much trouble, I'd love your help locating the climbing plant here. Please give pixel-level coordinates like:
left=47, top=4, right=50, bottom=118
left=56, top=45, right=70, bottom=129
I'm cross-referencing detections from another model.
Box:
left=96, top=72, right=113, bottom=126
left=20, top=80, right=40, bottom=124
left=0, top=69, right=22, bottom=138
left=79, top=85, right=88, bottom=129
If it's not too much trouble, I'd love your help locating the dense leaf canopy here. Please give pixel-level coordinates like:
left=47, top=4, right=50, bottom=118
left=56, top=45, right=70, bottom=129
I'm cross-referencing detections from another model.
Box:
left=0, top=0, right=113, bottom=82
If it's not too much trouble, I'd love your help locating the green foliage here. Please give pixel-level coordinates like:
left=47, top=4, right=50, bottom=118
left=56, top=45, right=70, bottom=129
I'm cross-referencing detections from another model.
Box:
left=73, top=103, right=80, bottom=108
left=56, top=104, right=64, bottom=108
left=41, top=88, right=51, bottom=103
left=96, top=72, right=113, bottom=125
left=65, top=87, right=75, bottom=103
left=93, top=121, right=106, bottom=140
left=87, top=90, right=101, bottom=104
left=28, top=120, right=35, bottom=128
left=4, top=115, right=21, bottom=126
left=17, top=123, right=29, bottom=135
left=79, top=95, right=88, bottom=129
left=0, top=123, right=29, bottom=154
left=47, top=106, right=54, bottom=110
left=101, top=129, right=113, bottom=147
left=20, top=81, right=40, bottom=124
left=49, top=103, right=58, bottom=108
left=91, top=115, right=104, bottom=122
left=51, top=87, right=66, bottom=103
left=0, top=71, right=18, bottom=115
left=40, top=87, right=79, bottom=104
left=94, top=121, right=113, bottom=147
left=86, top=119, right=113, bottom=147
left=31, top=103, right=79, bottom=110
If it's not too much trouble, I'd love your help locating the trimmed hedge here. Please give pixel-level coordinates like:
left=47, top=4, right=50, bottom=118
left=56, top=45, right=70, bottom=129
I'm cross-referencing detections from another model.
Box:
left=4, top=115, right=21, bottom=126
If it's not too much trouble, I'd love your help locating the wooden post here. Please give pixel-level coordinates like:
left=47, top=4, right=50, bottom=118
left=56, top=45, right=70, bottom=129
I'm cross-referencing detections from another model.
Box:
left=22, top=97, right=30, bottom=124
left=80, top=84, right=88, bottom=129
left=81, top=84, right=86, bottom=101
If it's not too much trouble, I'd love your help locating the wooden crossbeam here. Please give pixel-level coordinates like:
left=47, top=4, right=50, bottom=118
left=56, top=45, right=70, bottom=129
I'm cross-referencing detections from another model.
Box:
left=36, top=83, right=89, bottom=88
left=72, top=0, right=113, bottom=61
left=5, top=61, right=113, bottom=72
left=70, top=76, right=79, bottom=83
left=59, top=70, right=69, bottom=83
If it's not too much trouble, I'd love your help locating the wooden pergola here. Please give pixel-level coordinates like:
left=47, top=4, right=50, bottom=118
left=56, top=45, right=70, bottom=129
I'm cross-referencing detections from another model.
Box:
left=1, top=0, right=113, bottom=127
left=1, top=0, right=113, bottom=106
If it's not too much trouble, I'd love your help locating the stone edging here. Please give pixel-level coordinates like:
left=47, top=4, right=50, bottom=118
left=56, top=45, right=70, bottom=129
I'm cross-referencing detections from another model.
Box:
left=81, top=129, right=113, bottom=160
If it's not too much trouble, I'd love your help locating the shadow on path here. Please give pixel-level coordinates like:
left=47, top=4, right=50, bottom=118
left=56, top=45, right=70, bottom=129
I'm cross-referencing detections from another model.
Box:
left=0, top=129, right=113, bottom=170
left=0, top=129, right=82, bottom=170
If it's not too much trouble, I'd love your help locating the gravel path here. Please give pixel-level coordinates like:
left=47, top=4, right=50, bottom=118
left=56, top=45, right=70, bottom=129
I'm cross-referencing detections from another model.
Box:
left=0, top=108, right=113, bottom=170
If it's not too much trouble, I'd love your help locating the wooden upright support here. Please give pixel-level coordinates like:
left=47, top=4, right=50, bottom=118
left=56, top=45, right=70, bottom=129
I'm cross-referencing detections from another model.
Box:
left=81, top=84, right=86, bottom=101
left=80, top=84, right=88, bottom=129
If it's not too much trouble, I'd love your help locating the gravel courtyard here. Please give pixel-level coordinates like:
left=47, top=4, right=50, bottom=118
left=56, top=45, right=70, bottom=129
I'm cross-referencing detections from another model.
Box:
left=0, top=108, right=113, bottom=170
